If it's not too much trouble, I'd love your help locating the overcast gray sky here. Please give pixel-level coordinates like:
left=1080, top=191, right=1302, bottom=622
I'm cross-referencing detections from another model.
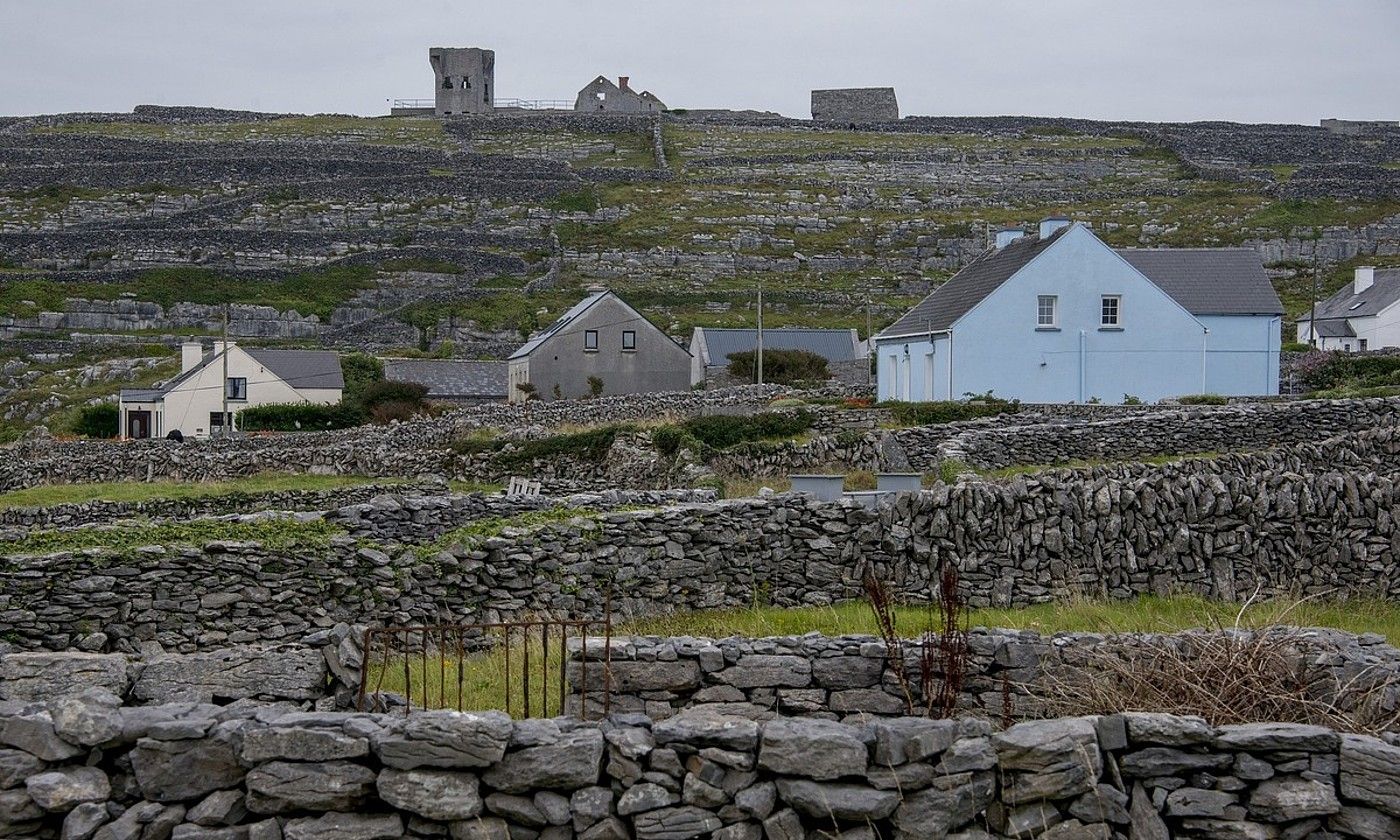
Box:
left=1, top=0, right=1396, bottom=124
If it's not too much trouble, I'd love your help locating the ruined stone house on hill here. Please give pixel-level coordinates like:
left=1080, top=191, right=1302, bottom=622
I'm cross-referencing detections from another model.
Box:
left=574, top=76, right=666, bottom=114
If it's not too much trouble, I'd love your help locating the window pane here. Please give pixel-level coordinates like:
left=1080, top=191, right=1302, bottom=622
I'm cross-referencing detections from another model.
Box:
left=226, top=377, right=247, bottom=399
left=584, top=330, right=598, bottom=350
left=622, top=330, right=636, bottom=350
left=1037, top=295, right=1056, bottom=326
left=1101, top=296, right=1120, bottom=325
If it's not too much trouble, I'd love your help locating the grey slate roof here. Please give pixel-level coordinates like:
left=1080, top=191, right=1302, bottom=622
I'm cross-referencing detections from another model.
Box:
left=509, top=290, right=608, bottom=360
left=1115, top=249, right=1283, bottom=315
left=878, top=225, right=1283, bottom=339
left=1296, top=268, right=1400, bottom=322
left=1311, top=319, right=1357, bottom=338
left=244, top=349, right=345, bottom=390
left=383, top=359, right=507, bottom=399
left=695, top=328, right=862, bottom=364
left=877, top=225, right=1071, bottom=337
left=119, top=347, right=343, bottom=402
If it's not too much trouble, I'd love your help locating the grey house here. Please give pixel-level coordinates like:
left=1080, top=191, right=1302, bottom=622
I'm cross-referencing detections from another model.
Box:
left=689, top=327, right=870, bottom=387
left=574, top=76, right=666, bottom=114
left=382, top=358, right=507, bottom=404
left=507, top=288, right=690, bottom=402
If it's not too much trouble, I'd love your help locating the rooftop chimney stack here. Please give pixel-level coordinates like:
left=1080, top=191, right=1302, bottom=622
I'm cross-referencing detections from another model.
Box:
left=1039, top=216, right=1071, bottom=239
left=180, top=341, right=204, bottom=374
left=1355, top=266, right=1376, bottom=295
left=618, top=76, right=630, bottom=92
left=995, top=228, right=1025, bottom=249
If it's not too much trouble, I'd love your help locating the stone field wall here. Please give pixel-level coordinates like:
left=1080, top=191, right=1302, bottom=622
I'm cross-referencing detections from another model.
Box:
left=931, top=396, right=1400, bottom=470
left=566, top=629, right=1400, bottom=724
left=4, top=693, right=1400, bottom=838
left=8, top=425, right=1400, bottom=652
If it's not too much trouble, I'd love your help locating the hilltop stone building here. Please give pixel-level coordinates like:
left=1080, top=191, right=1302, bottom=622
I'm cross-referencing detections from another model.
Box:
left=507, top=288, right=689, bottom=402
left=574, top=76, right=666, bottom=114
left=811, top=87, right=899, bottom=123
left=430, top=47, right=495, bottom=116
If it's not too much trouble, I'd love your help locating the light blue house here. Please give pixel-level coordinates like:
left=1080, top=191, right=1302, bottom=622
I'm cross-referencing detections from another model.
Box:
left=874, top=219, right=1282, bottom=404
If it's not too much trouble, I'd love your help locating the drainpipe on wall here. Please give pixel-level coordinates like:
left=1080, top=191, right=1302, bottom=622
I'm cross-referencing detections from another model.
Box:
left=947, top=331, right=954, bottom=401
left=1078, top=330, right=1086, bottom=403
left=1201, top=328, right=1209, bottom=395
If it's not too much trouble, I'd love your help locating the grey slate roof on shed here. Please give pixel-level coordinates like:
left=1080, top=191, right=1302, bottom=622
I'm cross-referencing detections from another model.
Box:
left=1115, top=249, right=1283, bottom=315
left=696, top=328, right=861, bottom=364
left=1311, top=319, right=1358, bottom=338
left=877, top=225, right=1070, bottom=337
left=1296, top=268, right=1400, bottom=322
left=244, top=349, right=345, bottom=390
left=383, top=359, right=507, bottom=399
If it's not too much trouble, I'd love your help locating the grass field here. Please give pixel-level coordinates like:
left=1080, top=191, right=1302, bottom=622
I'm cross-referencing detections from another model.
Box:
left=363, top=594, right=1400, bottom=717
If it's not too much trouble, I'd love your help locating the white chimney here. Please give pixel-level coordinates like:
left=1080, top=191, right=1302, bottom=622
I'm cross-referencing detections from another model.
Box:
left=212, top=340, right=232, bottom=358
left=995, top=228, right=1025, bottom=249
left=1039, top=217, right=1071, bottom=239
left=180, top=341, right=204, bottom=373
left=1355, top=266, right=1376, bottom=295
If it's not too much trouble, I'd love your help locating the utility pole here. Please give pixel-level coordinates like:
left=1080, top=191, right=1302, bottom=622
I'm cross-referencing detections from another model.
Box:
left=756, top=284, right=764, bottom=386
left=1308, top=228, right=1321, bottom=348
left=865, top=281, right=873, bottom=387
left=221, top=304, right=230, bottom=439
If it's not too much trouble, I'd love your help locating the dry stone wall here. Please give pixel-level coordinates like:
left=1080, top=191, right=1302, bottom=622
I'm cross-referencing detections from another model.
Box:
left=3, top=695, right=1400, bottom=839
left=568, top=629, right=1400, bottom=724
left=0, top=385, right=811, bottom=492
left=8, top=426, right=1400, bottom=652
left=934, top=396, right=1400, bottom=470
left=0, top=480, right=444, bottom=532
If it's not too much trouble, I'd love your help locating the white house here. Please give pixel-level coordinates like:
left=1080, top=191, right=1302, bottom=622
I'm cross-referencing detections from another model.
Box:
left=874, top=219, right=1283, bottom=404
left=1296, top=266, right=1400, bottom=351
left=118, top=341, right=343, bottom=439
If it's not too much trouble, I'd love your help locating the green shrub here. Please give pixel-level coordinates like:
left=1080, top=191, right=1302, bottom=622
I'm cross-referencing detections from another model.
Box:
left=1177, top=394, right=1229, bottom=405
left=681, top=410, right=813, bottom=450
left=359, top=380, right=429, bottom=410
left=726, top=349, right=830, bottom=385
left=651, top=425, right=687, bottom=456
left=496, top=424, right=633, bottom=468
left=1281, top=341, right=1312, bottom=353
left=70, top=403, right=118, bottom=438
left=1123, top=394, right=1143, bottom=405
left=341, top=353, right=383, bottom=405
left=238, top=402, right=364, bottom=432
left=587, top=375, right=604, bottom=397
left=881, top=399, right=1018, bottom=427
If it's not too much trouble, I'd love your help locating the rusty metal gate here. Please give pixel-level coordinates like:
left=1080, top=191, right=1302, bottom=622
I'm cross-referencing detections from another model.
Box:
left=356, top=615, right=613, bottom=719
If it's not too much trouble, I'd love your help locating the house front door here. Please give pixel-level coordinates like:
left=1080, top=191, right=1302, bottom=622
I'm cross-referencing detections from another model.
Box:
left=126, top=410, right=152, bottom=440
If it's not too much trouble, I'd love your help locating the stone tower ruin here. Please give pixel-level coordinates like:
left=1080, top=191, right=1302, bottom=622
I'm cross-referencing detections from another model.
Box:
left=430, top=47, right=495, bottom=116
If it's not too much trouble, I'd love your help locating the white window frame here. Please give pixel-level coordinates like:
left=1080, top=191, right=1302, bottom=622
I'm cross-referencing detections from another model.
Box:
left=1037, top=295, right=1058, bottom=328
left=584, top=330, right=598, bottom=351
left=1101, top=295, right=1121, bottom=327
